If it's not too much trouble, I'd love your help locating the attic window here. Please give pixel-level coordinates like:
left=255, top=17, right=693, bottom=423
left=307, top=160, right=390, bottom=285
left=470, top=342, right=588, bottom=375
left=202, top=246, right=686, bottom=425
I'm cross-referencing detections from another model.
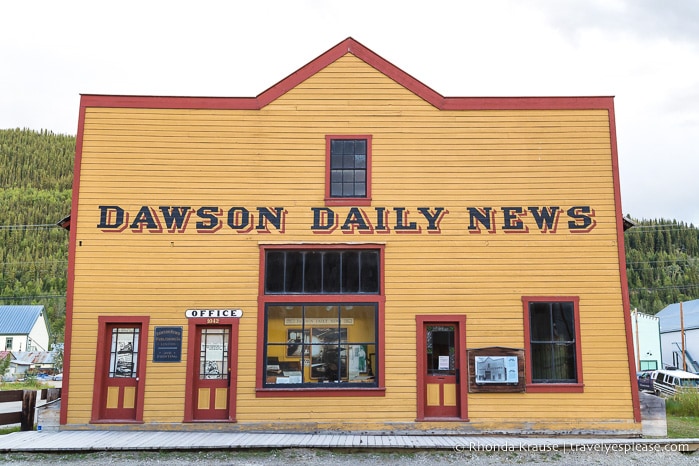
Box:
left=325, top=135, right=372, bottom=206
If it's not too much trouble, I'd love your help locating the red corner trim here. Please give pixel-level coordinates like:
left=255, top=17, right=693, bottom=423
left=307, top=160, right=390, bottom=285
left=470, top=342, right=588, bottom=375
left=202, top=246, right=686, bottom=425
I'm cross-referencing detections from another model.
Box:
left=608, top=105, right=642, bottom=423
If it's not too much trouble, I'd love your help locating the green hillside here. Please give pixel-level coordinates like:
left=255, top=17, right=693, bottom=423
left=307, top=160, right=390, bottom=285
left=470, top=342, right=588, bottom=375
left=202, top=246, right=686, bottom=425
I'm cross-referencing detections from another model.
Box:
left=0, top=128, right=697, bottom=345
left=0, top=128, right=73, bottom=343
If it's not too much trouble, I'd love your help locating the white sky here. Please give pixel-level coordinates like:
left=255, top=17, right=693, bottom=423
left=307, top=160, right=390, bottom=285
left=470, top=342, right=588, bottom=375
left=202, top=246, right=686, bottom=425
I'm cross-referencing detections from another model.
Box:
left=2, top=0, right=698, bottom=226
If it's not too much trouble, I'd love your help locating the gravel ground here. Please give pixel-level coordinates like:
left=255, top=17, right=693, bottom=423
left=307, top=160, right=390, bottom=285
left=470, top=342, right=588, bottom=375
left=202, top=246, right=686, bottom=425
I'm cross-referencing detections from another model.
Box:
left=1, top=447, right=698, bottom=465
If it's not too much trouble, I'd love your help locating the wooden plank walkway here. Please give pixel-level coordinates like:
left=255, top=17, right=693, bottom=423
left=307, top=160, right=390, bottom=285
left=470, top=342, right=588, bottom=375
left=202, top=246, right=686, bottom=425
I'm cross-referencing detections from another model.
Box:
left=0, top=431, right=697, bottom=453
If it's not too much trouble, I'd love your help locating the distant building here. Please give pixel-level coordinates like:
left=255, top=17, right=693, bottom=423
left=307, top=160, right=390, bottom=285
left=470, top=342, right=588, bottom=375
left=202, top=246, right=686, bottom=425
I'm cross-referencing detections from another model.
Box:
left=657, top=299, right=699, bottom=373
left=630, top=309, right=661, bottom=371
left=0, top=305, right=51, bottom=352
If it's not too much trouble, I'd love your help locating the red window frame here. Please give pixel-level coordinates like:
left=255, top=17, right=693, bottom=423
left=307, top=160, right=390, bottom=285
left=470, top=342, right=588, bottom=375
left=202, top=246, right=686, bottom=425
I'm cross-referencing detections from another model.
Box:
left=325, top=135, right=372, bottom=206
left=522, top=296, right=584, bottom=393
left=255, top=244, right=385, bottom=397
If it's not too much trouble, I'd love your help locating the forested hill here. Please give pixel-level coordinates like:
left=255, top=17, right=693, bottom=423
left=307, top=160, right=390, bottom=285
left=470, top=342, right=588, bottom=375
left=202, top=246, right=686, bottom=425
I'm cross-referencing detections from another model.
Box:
left=0, top=128, right=697, bottom=343
left=0, top=128, right=73, bottom=343
left=625, top=219, right=699, bottom=314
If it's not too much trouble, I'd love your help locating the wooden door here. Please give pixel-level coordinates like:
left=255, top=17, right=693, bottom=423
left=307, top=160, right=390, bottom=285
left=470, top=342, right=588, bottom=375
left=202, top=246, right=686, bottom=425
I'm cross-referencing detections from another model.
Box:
left=423, top=322, right=460, bottom=418
left=193, top=326, right=231, bottom=420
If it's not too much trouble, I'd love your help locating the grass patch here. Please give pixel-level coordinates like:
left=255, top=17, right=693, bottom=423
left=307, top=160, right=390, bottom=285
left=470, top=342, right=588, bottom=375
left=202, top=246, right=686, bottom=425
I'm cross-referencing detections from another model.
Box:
left=666, top=415, right=699, bottom=438
left=0, top=380, right=52, bottom=391
left=666, top=390, right=699, bottom=417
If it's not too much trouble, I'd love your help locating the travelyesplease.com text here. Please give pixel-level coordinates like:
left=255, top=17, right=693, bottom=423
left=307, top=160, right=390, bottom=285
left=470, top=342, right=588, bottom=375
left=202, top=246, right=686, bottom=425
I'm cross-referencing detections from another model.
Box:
left=453, top=442, right=689, bottom=454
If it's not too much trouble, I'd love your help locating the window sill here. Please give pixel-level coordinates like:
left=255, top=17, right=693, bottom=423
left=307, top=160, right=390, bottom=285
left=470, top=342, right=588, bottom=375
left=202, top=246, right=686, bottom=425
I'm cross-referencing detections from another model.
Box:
left=324, top=198, right=372, bottom=207
left=526, top=383, right=584, bottom=393
left=256, top=387, right=386, bottom=397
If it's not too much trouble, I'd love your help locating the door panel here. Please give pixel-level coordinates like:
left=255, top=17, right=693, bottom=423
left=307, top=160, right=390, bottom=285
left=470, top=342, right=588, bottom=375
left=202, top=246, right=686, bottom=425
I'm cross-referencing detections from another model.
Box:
left=193, top=326, right=231, bottom=420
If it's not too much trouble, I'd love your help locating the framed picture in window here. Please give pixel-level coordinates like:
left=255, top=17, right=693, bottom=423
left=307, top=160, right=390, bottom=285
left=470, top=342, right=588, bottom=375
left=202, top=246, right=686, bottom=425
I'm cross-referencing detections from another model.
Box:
left=286, top=329, right=309, bottom=358
left=310, top=328, right=348, bottom=381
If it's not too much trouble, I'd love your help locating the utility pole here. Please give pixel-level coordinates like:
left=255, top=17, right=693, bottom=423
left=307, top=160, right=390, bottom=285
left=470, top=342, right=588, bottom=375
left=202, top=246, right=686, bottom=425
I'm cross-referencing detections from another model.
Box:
left=680, top=302, right=686, bottom=372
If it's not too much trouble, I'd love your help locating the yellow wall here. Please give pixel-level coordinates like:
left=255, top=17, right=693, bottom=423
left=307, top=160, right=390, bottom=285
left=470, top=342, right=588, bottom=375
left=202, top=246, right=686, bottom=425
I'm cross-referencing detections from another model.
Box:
left=67, top=54, right=636, bottom=433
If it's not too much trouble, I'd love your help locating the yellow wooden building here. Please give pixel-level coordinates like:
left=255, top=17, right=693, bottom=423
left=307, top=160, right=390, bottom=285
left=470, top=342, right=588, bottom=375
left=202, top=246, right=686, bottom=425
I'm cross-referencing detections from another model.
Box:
left=61, top=38, right=641, bottom=435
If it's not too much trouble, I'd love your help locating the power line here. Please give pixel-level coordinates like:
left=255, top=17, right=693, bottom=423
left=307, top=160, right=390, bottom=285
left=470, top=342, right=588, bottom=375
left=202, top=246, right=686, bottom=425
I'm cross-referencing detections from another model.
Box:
left=0, top=224, right=63, bottom=230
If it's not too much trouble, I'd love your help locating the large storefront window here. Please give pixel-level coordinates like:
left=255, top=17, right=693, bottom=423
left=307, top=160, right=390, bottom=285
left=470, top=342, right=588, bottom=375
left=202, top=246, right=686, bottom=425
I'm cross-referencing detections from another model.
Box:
left=259, top=246, right=383, bottom=392
left=264, top=304, right=377, bottom=387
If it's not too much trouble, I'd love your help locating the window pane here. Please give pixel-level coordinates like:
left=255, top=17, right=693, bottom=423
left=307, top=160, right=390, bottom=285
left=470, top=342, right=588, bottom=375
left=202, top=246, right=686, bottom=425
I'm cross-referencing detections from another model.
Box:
left=109, top=327, right=139, bottom=378
left=323, top=252, right=341, bottom=292
left=342, top=154, right=354, bottom=168
left=342, top=251, right=360, bottom=293
left=355, top=139, right=366, bottom=155
left=529, top=302, right=551, bottom=341
left=265, top=251, right=285, bottom=293
left=360, top=251, right=379, bottom=293
left=331, top=139, right=343, bottom=156
left=285, top=251, right=303, bottom=293
left=304, top=251, right=323, bottom=293
left=355, top=153, right=366, bottom=168
left=343, top=140, right=355, bottom=155
left=552, top=302, right=575, bottom=341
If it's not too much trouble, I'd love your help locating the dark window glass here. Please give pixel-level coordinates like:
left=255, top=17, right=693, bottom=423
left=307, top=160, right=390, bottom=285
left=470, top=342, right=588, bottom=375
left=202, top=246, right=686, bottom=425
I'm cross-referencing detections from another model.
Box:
left=323, top=252, right=341, bottom=293
left=360, top=251, right=379, bottom=293
left=265, top=249, right=380, bottom=295
left=529, top=301, right=577, bottom=383
left=284, top=251, right=303, bottom=293
left=266, top=251, right=285, bottom=293
left=329, top=139, right=367, bottom=198
left=304, top=251, right=323, bottom=293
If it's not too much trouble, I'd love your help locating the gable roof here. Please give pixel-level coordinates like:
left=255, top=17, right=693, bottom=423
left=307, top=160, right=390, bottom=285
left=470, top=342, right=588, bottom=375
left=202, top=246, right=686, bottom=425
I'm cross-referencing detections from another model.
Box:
left=0, top=305, right=45, bottom=335
left=79, top=37, right=614, bottom=112
left=657, top=299, right=699, bottom=333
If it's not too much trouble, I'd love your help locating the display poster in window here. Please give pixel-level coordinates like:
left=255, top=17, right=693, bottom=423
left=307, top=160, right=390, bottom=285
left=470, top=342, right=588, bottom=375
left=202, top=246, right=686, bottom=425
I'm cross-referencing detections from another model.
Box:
left=438, top=355, right=451, bottom=371
left=153, top=326, right=183, bottom=362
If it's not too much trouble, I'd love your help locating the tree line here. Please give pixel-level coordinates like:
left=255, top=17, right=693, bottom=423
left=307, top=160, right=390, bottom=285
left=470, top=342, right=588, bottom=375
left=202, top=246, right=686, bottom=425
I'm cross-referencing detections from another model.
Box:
left=0, top=128, right=697, bottom=344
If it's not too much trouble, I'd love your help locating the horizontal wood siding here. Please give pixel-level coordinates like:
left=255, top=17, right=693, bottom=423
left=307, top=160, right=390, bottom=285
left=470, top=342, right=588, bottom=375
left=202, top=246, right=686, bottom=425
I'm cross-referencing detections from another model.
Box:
left=68, top=54, right=633, bottom=430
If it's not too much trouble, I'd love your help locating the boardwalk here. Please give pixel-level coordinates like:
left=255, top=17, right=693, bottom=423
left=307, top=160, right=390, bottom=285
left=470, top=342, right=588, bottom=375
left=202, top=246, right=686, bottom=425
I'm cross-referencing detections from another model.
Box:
left=0, top=430, right=697, bottom=453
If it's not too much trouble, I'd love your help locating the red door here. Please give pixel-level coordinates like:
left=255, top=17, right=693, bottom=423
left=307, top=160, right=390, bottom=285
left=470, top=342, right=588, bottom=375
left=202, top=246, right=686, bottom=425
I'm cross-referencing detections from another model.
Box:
left=417, top=317, right=466, bottom=420
left=193, top=326, right=231, bottom=420
left=100, top=324, right=143, bottom=421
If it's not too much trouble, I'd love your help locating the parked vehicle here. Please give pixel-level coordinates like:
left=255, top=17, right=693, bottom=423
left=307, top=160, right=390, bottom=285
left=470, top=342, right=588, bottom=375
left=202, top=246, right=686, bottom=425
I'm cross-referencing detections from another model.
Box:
left=650, top=369, right=699, bottom=397
left=52, top=373, right=63, bottom=381
left=637, top=371, right=655, bottom=392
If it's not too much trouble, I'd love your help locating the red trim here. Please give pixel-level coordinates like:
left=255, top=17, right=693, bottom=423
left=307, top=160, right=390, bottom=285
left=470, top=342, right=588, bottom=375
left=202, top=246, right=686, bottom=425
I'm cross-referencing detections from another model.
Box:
left=522, top=297, right=584, bottom=393
left=183, top=318, right=239, bottom=422
left=255, top=244, right=386, bottom=397
left=324, top=135, right=372, bottom=206
left=608, top=107, right=642, bottom=423
left=90, top=316, right=149, bottom=423
left=59, top=106, right=87, bottom=425
left=78, top=38, right=615, bottom=113
left=415, top=315, right=468, bottom=421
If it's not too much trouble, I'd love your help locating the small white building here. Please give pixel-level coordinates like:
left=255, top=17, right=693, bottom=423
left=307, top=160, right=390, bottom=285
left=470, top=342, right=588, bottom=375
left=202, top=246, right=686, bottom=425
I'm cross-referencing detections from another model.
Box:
left=657, top=299, right=699, bottom=373
left=0, top=305, right=51, bottom=352
left=630, top=310, right=662, bottom=371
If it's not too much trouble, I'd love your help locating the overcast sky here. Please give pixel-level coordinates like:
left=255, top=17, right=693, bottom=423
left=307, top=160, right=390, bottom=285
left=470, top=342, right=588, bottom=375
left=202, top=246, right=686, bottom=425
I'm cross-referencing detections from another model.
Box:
left=2, top=0, right=698, bottom=226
